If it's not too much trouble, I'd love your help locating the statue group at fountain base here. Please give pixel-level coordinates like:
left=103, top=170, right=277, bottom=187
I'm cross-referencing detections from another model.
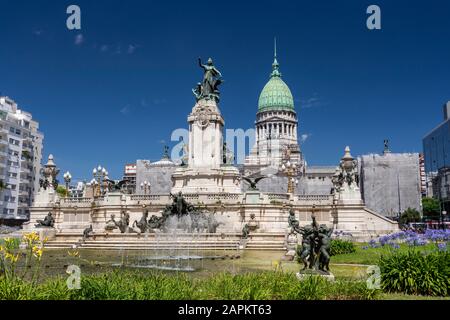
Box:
left=288, top=209, right=333, bottom=275
left=104, top=192, right=222, bottom=234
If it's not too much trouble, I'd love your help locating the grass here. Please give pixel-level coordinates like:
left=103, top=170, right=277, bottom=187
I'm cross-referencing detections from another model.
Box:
left=330, top=243, right=438, bottom=265
left=0, top=270, right=379, bottom=300
left=3, top=242, right=449, bottom=300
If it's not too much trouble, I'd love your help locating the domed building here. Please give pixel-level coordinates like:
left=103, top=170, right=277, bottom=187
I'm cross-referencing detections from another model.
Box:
left=244, top=44, right=335, bottom=195
left=245, top=45, right=303, bottom=171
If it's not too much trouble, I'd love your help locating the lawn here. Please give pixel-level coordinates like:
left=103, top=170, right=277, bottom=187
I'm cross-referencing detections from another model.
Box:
left=330, top=242, right=438, bottom=265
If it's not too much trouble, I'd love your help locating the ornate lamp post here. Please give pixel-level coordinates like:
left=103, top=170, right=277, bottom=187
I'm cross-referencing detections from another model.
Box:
left=90, top=178, right=98, bottom=197
left=140, top=180, right=150, bottom=195
left=281, top=161, right=298, bottom=194
left=63, top=171, right=72, bottom=197
left=92, top=165, right=108, bottom=197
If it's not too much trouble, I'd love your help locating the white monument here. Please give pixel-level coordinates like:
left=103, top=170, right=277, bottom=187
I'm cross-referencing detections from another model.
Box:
left=334, top=146, right=363, bottom=205
left=33, top=154, right=60, bottom=206
left=171, top=58, right=241, bottom=194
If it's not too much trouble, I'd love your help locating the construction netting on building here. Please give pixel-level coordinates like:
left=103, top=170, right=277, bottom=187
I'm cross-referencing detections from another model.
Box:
left=359, top=153, right=422, bottom=218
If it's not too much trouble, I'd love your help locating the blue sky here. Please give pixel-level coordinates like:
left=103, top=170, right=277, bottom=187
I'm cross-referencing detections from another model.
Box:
left=1, top=0, right=449, bottom=182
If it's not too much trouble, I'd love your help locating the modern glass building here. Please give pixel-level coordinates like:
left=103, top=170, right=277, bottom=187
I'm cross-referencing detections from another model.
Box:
left=423, top=102, right=450, bottom=216
left=423, top=102, right=450, bottom=174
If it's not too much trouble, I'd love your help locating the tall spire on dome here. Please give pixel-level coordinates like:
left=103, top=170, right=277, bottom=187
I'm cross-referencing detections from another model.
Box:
left=271, top=37, right=281, bottom=78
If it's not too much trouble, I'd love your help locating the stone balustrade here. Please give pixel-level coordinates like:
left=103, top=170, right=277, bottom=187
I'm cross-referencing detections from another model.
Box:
left=61, top=197, right=92, bottom=204
left=56, top=193, right=333, bottom=209
left=130, top=194, right=165, bottom=201
left=267, top=193, right=290, bottom=201
left=296, top=194, right=333, bottom=205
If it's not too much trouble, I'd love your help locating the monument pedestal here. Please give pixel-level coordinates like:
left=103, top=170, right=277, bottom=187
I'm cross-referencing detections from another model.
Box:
left=171, top=97, right=242, bottom=194
left=285, top=231, right=298, bottom=258
left=337, top=186, right=364, bottom=205
left=37, top=227, right=57, bottom=241
left=172, top=166, right=241, bottom=194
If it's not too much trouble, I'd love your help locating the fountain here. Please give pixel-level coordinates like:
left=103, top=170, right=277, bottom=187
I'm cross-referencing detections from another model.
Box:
left=110, top=192, right=238, bottom=272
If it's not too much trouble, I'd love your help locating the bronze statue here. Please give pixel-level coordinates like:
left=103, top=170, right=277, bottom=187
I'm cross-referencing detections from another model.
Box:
left=133, top=210, right=149, bottom=233
left=82, top=225, right=93, bottom=240
left=242, top=223, right=250, bottom=239
left=288, top=209, right=300, bottom=234
left=166, top=192, right=192, bottom=216
left=298, top=225, right=315, bottom=270
left=153, top=193, right=221, bottom=233
left=105, top=214, right=118, bottom=231
left=105, top=179, right=127, bottom=192
left=195, top=57, right=223, bottom=101
left=296, top=212, right=334, bottom=274
left=35, top=212, right=55, bottom=228
left=317, top=224, right=333, bottom=272
left=192, top=82, right=203, bottom=101
left=148, top=215, right=164, bottom=230
left=242, top=176, right=267, bottom=191
left=116, top=211, right=130, bottom=234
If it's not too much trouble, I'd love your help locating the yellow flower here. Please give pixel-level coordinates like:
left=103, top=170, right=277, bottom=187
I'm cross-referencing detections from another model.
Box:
left=32, top=246, right=43, bottom=259
left=67, top=250, right=79, bottom=257
left=10, top=254, right=19, bottom=263
left=23, top=232, right=39, bottom=243
left=4, top=252, right=18, bottom=263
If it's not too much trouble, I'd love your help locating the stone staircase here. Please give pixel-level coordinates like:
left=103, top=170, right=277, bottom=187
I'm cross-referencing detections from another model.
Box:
left=44, top=232, right=243, bottom=251
left=43, top=232, right=289, bottom=252
left=245, top=233, right=286, bottom=251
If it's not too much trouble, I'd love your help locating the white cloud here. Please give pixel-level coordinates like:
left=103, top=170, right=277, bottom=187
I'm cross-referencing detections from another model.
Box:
left=299, top=94, right=327, bottom=109
left=100, top=45, right=109, bottom=52
left=300, top=133, right=311, bottom=143
left=74, top=34, right=84, bottom=45
left=120, top=105, right=131, bottom=115
left=33, top=29, right=43, bottom=36
left=127, top=44, right=137, bottom=54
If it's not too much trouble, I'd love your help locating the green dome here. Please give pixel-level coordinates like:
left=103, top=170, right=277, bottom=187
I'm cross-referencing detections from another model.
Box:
left=258, top=58, right=295, bottom=112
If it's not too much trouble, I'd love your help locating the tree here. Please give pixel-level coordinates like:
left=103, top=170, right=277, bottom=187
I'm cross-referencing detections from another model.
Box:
left=399, top=208, right=421, bottom=225
left=56, top=185, right=68, bottom=197
left=422, top=197, right=440, bottom=220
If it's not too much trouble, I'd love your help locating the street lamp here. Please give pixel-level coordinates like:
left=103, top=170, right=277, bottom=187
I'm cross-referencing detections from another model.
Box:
left=140, top=180, right=150, bottom=195
left=90, top=178, right=98, bottom=197
left=92, top=165, right=108, bottom=197
left=63, top=171, right=72, bottom=197
left=281, top=161, right=298, bottom=194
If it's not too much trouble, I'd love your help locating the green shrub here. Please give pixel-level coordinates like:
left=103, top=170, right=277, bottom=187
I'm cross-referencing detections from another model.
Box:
left=399, top=208, right=421, bottom=225
left=329, top=239, right=356, bottom=256
left=379, top=249, right=450, bottom=296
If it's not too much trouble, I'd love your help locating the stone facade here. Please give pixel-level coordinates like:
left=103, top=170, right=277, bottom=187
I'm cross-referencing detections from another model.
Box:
left=26, top=191, right=398, bottom=241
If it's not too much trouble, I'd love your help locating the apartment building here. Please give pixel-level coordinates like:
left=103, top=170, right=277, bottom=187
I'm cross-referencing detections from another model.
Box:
left=0, top=96, right=44, bottom=221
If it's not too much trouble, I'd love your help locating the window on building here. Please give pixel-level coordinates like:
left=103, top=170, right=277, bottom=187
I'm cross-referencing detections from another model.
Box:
left=8, top=138, right=20, bottom=146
